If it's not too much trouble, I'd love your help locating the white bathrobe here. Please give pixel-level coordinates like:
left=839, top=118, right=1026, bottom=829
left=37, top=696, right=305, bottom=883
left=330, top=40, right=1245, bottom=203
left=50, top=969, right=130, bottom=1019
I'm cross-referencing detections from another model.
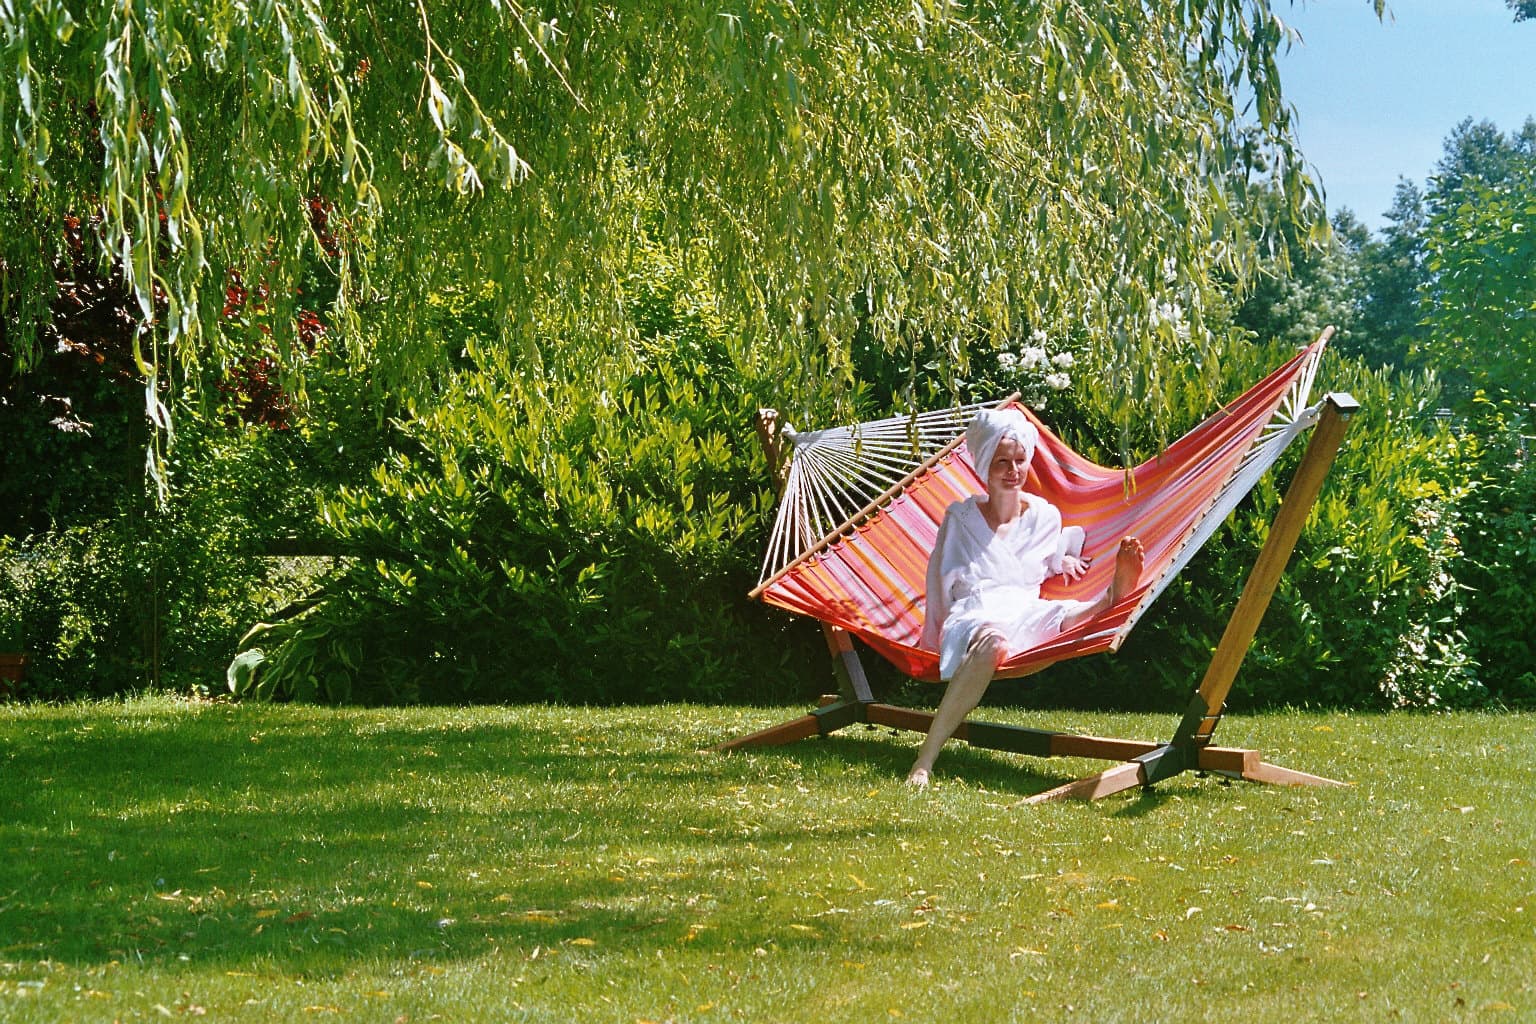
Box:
left=920, top=494, right=1090, bottom=681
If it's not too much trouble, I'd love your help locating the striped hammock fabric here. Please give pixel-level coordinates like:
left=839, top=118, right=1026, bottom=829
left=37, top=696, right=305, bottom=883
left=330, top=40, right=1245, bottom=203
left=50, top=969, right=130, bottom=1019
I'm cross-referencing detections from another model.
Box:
left=752, top=341, right=1327, bottom=682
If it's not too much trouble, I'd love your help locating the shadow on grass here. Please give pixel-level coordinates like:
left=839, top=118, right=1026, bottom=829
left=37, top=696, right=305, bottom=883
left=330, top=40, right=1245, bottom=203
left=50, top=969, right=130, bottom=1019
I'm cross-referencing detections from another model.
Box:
left=755, top=716, right=1295, bottom=818
left=784, top=729, right=1066, bottom=795
left=0, top=702, right=1283, bottom=978
left=733, top=716, right=1235, bottom=804
left=1, top=704, right=933, bottom=976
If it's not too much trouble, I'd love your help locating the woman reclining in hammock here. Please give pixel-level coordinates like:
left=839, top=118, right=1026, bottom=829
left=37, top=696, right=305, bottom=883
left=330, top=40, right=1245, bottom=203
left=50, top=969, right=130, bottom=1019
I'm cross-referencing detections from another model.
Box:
left=907, top=407, right=1144, bottom=788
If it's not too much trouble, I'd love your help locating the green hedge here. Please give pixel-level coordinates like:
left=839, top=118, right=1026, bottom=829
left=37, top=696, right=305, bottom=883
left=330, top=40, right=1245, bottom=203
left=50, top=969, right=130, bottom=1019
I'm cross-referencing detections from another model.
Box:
left=234, top=247, right=833, bottom=705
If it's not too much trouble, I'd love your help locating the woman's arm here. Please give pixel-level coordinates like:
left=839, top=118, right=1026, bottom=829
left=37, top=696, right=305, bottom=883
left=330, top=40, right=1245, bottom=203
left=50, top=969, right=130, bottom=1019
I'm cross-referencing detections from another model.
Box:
left=1049, top=524, right=1088, bottom=579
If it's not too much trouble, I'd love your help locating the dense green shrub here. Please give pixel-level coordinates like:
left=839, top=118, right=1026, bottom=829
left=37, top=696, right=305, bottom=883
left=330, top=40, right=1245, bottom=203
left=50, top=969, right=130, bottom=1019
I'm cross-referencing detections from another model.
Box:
left=0, top=510, right=263, bottom=699
left=1452, top=395, right=1536, bottom=706
left=1, top=527, right=138, bottom=699
left=236, top=247, right=832, bottom=705
left=0, top=399, right=361, bottom=699
left=239, top=309, right=1515, bottom=711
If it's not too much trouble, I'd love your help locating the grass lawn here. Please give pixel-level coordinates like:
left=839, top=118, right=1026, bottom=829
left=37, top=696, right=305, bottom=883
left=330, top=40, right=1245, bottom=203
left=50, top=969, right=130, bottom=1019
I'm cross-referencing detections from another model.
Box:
left=1, top=696, right=1532, bottom=1022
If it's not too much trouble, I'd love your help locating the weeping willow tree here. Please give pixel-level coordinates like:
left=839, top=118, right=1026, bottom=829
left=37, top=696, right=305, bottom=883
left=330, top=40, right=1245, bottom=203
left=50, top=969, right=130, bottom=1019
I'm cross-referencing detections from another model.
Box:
left=3, top=0, right=1326, bottom=452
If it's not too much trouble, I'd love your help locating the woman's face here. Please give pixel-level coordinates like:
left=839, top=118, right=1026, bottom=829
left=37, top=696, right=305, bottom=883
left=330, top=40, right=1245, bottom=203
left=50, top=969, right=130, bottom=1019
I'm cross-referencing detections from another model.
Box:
left=986, top=436, right=1031, bottom=497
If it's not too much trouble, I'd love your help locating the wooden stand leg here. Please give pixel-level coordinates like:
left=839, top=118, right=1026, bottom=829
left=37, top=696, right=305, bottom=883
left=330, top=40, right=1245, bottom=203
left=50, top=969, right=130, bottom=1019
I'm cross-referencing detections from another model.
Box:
left=714, top=714, right=825, bottom=752
left=1239, top=759, right=1350, bottom=788
left=1186, top=391, right=1360, bottom=746
left=1017, top=762, right=1147, bottom=805
left=1019, top=744, right=1349, bottom=803
left=714, top=694, right=867, bottom=752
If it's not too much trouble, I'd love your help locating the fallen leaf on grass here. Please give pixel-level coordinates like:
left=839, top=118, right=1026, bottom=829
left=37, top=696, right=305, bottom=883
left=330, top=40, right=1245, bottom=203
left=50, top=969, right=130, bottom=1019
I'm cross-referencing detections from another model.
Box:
left=899, top=920, right=928, bottom=930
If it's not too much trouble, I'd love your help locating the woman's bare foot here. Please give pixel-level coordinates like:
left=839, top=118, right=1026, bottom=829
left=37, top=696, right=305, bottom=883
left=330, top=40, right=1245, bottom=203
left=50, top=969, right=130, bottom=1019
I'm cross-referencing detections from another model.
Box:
left=1107, top=536, right=1144, bottom=605
left=906, top=767, right=932, bottom=788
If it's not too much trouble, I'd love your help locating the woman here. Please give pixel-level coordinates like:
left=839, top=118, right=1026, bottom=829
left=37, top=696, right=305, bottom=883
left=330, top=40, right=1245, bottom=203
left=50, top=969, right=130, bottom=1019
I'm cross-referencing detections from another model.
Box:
left=908, top=407, right=1144, bottom=788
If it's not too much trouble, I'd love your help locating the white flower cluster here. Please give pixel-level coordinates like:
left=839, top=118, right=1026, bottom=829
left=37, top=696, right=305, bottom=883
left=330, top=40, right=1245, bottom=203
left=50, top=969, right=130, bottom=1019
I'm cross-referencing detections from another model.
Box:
left=1151, top=301, right=1191, bottom=341
left=993, top=332, right=1076, bottom=396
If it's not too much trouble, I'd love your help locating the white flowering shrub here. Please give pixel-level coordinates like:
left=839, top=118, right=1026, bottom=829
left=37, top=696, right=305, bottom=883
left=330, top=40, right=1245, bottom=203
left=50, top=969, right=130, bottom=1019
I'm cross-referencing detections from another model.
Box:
left=1374, top=498, right=1484, bottom=709
left=963, top=329, right=1080, bottom=409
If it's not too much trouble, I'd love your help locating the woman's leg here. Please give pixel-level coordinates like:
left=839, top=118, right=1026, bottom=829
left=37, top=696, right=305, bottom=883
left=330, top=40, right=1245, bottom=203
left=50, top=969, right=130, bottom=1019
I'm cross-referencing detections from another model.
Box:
left=906, top=631, right=1005, bottom=787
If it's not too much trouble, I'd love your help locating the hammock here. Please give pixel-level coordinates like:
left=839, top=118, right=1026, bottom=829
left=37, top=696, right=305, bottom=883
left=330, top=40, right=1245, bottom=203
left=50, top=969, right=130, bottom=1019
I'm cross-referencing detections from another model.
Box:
left=752, top=340, right=1326, bottom=681
left=724, top=333, right=1360, bottom=803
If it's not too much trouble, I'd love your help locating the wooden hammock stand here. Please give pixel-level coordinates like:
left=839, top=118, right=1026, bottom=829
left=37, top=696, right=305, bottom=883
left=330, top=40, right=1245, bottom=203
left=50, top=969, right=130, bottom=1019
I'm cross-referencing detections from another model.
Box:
left=720, top=388, right=1360, bottom=804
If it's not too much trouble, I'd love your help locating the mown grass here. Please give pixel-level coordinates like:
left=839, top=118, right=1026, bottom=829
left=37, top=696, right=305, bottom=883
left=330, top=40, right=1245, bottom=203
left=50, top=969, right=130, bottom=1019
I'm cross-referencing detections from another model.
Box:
left=1, top=696, right=1532, bottom=1023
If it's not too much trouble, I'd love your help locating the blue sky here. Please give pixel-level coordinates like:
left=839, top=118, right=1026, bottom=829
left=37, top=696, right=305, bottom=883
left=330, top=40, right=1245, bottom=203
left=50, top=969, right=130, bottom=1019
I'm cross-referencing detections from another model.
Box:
left=1275, top=0, right=1536, bottom=230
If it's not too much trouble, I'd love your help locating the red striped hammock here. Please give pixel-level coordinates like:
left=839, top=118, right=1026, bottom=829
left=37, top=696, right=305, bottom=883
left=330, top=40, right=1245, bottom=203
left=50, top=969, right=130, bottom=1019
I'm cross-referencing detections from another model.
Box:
left=752, top=341, right=1327, bottom=682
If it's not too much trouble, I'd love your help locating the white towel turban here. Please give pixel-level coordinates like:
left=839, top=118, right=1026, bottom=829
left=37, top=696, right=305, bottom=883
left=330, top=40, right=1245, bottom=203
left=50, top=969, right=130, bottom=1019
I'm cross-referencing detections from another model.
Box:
left=965, top=407, right=1039, bottom=484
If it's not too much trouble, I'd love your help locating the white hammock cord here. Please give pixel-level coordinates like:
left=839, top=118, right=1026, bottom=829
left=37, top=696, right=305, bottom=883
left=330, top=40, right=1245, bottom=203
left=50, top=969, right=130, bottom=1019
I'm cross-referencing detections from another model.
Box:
left=758, top=401, right=994, bottom=584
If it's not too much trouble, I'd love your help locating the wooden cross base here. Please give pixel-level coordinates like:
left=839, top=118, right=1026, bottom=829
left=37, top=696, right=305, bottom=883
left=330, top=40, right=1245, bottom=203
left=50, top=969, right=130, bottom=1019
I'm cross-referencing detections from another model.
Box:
left=715, top=698, right=1346, bottom=803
